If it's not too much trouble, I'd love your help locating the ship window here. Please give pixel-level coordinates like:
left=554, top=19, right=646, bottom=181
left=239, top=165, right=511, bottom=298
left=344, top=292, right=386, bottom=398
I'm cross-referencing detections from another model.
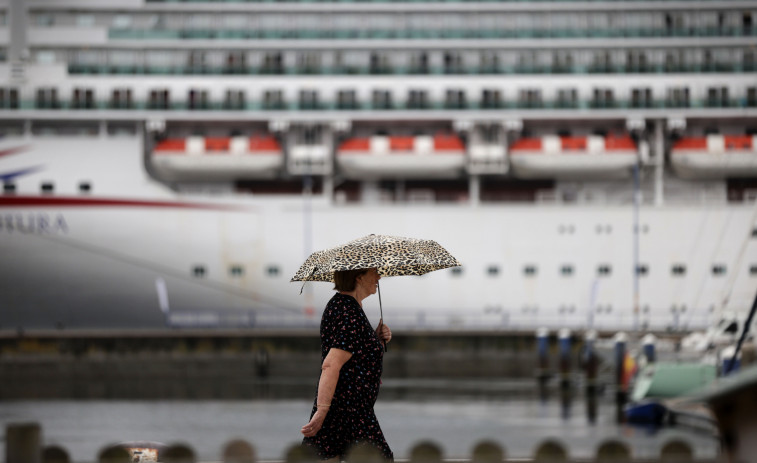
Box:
left=40, top=182, right=54, bottom=193
left=597, top=265, right=612, bottom=276
left=636, top=264, right=648, bottom=276
left=192, top=265, right=206, bottom=278
left=671, top=264, right=687, bottom=276
left=224, top=89, right=245, bottom=110
left=407, top=89, right=428, bottom=109
left=523, top=265, right=537, bottom=276
left=299, top=90, right=319, bottom=110
left=450, top=267, right=463, bottom=277
left=486, top=265, right=499, bottom=276
left=78, top=181, right=91, bottom=193
left=263, top=90, right=284, bottom=110
left=230, top=265, right=244, bottom=277
left=188, top=89, right=210, bottom=110
left=712, top=264, right=726, bottom=276
left=3, top=183, right=16, bottom=193
left=266, top=265, right=280, bottom=277
left=0, top=88, right=19, bottom=109
left=337, top=90, right=358, bottom=110
left=372, top=90, right=392, bottom=110
left=560, top=265, right=573, bottom=276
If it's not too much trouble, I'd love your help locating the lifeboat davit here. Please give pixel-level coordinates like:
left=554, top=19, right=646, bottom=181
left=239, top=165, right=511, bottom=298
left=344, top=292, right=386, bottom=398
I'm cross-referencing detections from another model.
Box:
left=509, top=135, right=638, bottom=179
left=670, top=135, right=757, bottom=179
left=151, top=135, right=284, bottom=181
left=337, top=134, right=466, bottom=179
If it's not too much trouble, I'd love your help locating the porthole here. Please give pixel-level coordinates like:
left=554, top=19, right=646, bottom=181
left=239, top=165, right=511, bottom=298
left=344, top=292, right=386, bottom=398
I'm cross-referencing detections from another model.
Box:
left=41, top=182, right=54, bottom=193
left=636, top=264, right=649, bottom=276
left=750, top=265, right=757, bottom=276
left=230, top=265, right=244, bottom=277
left=192, top=265, right=206, bottom=278
left=79, top=181, right=91, bottom=193
left=3, top=183, right=15, bottom=193
left=523, top=265, right=537, bottom=276
left=712, top=264, right=726, bottom=276
left=560, top=265, right=574, bottom=276
left=486, top=265, right=499, bottom=276
left=597, top=264, right=612, bottom=276
left=450, top=267, right=463, bottom=276
left=266, top=265, right=280, bottom=277
left=672, top=264, right=686, bottom=276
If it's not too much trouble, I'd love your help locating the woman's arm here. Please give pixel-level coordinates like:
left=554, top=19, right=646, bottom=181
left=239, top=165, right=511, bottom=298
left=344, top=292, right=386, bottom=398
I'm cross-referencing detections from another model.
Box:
left=301, top=347, right=353, bottom=437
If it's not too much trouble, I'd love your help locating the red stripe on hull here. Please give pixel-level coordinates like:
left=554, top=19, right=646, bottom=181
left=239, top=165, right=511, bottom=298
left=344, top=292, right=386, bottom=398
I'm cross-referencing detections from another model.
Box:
left=0, top=196, right=247, bottom=211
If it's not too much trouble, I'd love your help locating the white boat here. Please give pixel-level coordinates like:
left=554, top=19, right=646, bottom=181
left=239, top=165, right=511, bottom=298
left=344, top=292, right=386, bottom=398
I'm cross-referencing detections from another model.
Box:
left=1, top=0, right=757, bottom=332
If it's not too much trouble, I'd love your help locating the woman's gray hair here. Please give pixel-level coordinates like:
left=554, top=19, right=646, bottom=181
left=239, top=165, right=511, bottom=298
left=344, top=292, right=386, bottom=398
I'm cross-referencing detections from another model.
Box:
left=333, top=269, right=369, bottom=292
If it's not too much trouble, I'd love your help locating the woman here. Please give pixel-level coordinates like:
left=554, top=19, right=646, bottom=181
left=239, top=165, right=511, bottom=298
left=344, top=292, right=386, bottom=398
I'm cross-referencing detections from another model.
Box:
left=301, top=267, right=393, bottom=461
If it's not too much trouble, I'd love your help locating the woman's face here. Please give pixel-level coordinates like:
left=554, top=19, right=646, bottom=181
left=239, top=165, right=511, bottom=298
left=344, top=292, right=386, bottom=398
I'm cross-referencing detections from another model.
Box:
left=357, top=268, right=381, bottom=295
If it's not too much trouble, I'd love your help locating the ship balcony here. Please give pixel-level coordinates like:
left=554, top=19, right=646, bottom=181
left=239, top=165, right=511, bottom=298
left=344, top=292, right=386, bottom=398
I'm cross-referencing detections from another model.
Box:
left=336, top=135, right=466, bottom=179
left=509, top=135, right=638, bottom=179
left=287, top=145, right=332, bottom=176
left=670, top=135, right=757, bottom=179
left=151, top=135, right=284, bottom=182
left=467, top=144, right=508, bottom=175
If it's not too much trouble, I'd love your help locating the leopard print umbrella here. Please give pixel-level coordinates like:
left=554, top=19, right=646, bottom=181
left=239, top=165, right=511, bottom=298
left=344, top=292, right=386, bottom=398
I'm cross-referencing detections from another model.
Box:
left=291, top=234, right=461, bottom=282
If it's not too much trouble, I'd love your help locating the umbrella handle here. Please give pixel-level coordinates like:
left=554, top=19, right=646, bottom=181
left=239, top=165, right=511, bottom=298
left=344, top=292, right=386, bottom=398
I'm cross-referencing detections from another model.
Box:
left=378, top=282, right=387, bottom=352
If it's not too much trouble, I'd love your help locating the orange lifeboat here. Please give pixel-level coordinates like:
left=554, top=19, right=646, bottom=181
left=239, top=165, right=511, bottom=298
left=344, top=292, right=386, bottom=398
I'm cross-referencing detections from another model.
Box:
left=151, top=135, right=284, bottom=181
left=336, top=134, right=466, bottom=179
left=509, top=135, right=638, bottom=179
left=670, top=135, right=757, bottom=179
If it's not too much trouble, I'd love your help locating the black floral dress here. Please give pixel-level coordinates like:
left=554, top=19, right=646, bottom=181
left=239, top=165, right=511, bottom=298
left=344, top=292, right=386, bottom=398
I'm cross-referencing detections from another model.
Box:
left=302, top=293, right=393, bottom=461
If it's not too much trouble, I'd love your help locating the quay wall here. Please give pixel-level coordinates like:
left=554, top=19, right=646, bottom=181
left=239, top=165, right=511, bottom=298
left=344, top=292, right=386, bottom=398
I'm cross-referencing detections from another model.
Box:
left=0, top=329, right=675, bottom=400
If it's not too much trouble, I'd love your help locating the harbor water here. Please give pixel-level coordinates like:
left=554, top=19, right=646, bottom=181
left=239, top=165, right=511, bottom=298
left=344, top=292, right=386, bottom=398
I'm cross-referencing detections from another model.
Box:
left=0, top=391, right=719, bottom=462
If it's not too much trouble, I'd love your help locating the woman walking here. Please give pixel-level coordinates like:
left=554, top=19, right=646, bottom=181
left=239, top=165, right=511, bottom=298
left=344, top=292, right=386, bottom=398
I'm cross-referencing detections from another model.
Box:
left=301, top=267, right=393, bottom=461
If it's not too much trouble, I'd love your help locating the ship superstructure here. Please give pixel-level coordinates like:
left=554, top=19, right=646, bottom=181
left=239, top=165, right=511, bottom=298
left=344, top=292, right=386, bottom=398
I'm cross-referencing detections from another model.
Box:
left=1, top=0, right=756, bottom=332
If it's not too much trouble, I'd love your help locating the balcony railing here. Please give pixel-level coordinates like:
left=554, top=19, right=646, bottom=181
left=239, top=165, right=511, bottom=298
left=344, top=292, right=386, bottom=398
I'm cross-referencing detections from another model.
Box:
left=107, top=26, right=757, bottom=41
left=14, top=97, right=757, bottom=112
left=66, top=62, right=757, bottom=76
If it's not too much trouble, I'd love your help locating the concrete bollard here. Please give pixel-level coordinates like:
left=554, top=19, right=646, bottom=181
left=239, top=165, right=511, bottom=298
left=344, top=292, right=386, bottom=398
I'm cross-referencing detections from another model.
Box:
left=97, top=445, right=130, bottom=463
left=284, top=444, right=317, bottom=463
left=535, top=327, right=550, bottom=397
left=660, top=439, right=694, bottom=462
left=409, top=441, right=443, bottom=463
left=642, top=334, right=657, bottom=364
left=345, top=442, right=385, bottom=463
left=613, top=332, right=628, bottom=423
left=471, top=440, right=505, bottom=463
left=595, top=439, right=631, bottom=462
left=162, top=444, right=196, bottom=463
left=223, top=439, right=255, bottom=463
left=42, top=446, right=70, bottom=463
left=533, top=439, right=568, bottom=462
left=6, top=423, right=42, bottom=463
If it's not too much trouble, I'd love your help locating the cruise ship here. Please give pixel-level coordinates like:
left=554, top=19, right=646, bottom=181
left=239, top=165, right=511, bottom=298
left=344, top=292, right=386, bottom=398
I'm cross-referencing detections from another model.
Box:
left=1, top=0, right=756, bottom=333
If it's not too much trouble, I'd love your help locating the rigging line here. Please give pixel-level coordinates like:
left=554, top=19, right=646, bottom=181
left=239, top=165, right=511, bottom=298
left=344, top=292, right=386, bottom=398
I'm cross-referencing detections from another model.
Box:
left=686, top=206, right=733, bottom=327
left=17, top=231, right=301, bottom=314
left=715, top=197, right=757, bottom=317
left=673, top=203, right=711, bottom=327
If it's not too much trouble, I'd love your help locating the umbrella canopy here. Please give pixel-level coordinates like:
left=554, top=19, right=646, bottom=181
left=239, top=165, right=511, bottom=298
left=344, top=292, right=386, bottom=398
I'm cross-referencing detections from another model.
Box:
left=291, top=234, right=461, bottom=283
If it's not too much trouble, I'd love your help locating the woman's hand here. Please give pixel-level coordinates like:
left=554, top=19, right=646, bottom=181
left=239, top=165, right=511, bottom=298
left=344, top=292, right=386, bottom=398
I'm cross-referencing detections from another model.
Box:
left=376, top=320, right=392, bottom=344
left=301, top=409, right=328, bottom=437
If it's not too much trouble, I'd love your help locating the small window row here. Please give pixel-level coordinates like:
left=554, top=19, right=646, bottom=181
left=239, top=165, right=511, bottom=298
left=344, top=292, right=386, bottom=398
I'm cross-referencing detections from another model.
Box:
left=463, top=263, right=753, bottom=277
left=192, top=264, right=280, bottom=278
left=19, top=84, right=757, bottom=111
left=2, top=181, right=92, bottom=194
